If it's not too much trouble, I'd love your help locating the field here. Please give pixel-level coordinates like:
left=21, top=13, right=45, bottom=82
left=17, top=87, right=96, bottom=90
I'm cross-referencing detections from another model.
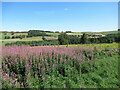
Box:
left=1, top=43, right=119, bottom=88
left=1, top=32, right=59, bottom=45
left=1, top=31, right=119, bottom=88
left=1, top=37, right=42, bottom=45
left=1, top=30, right=119, bottom=45
left=1, top=1, right=120, bottom=88
left=1, top=37, right=58, bottom=46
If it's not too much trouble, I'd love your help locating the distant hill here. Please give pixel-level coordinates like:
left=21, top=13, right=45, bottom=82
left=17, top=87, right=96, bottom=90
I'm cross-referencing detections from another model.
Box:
left=67, top=31, right=118, bottom=35
left=100, top=31, right=119, bottom=35
left=1, top=30, right=119, bottom=36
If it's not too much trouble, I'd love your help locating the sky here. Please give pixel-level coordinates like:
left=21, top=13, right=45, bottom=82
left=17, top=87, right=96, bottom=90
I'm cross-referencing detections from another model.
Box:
left=2, top=2, right=118, bottom=32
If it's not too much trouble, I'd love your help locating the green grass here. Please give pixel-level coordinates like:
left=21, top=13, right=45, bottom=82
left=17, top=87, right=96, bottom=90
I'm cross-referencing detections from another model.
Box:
left=13, top=32, right=28, bottom=36
left=67, top=32, right=82, bottom=35
left=1, top=40, right=119, bottom=88
left=46, top=32, right=59, bottom=37
left=1, top=36, right=59, bottom=45
left=42, top=55, right=119, bottom=88
left=1, top=39, right=20, bottom=45
left=78, top=55, right=118, bottom=88
left=1, top=36, right=43, bottom=45
left=1, top=33, right=10, bottom=39
left=21, top=36, right=43, bottom=41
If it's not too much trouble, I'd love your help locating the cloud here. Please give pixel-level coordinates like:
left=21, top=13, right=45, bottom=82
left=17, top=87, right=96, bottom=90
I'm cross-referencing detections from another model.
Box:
left=64, top=8, right=68, bottom=11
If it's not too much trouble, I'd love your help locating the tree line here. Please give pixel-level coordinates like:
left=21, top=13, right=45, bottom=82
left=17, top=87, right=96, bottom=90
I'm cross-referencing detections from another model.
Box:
left=58, top=32, right=119, bottom=45
left=4, top=35, right=26, bottom=39
left=5, top=40, right=59, bottom=46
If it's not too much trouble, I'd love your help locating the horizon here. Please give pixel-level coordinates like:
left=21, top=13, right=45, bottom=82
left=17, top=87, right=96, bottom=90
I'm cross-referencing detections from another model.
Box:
left=2, top=2, right=118, bottom=32
left=1, top=29, right=118, bottom=33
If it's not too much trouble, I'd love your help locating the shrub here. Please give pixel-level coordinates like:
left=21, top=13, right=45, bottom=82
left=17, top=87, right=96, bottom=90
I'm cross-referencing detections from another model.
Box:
left=4, top=36, right=10, bottom=39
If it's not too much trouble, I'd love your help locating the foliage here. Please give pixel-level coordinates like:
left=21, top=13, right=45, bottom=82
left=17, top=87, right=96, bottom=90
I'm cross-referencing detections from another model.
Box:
left=89, top=34, right=119, bottom=43
left=58, top=32, right=119, bottom=45
left=42, top=36, right=46, bottom=41
left=65, top=31, right=73, bottom=33
left=5, top=40, right=59, bottom=46
left=80, top=33, right=88, bottom=44
left=28, top=30, right=47, bottom=37
left=11, top=32, right=14, bottom=35
left=58, top=32, right=69, bottom=45
left=1, top=45, right=119, bottom=88
left=4, top=36, right=10, bottom=39
left=2, top=31, right=119, bottom=46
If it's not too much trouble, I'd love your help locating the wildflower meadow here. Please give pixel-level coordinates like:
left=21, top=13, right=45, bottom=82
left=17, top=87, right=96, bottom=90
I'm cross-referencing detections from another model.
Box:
left=1, top=43, right=119, bottom=88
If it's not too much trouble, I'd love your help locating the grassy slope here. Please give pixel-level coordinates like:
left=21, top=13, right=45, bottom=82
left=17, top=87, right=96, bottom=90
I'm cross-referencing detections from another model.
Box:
left=79, top=55, right=118, bottom=88
left=1, top=36, right=43, bottom=45
left=43, top=55, right=119, bottom=88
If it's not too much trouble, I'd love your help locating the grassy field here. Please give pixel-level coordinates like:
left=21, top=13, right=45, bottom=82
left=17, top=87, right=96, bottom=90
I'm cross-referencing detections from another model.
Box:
left=13, top=33, right=28, bottom=36
left=67, top=32, right=82, bottom=35
left=46, top=32, right=59, bottom=37
left=1, top=36, right=43, bottom=45
left=1, top=36, right=59, bottom=45
left=52, top=43, right=118, bottom=50
left=1, top=32, right=58, bottom=45
left=79, top=55, right=118, bottom=88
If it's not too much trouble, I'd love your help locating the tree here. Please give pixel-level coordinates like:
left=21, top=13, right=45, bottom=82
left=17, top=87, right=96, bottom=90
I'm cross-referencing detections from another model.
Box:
left=11, top=36, right=15, bottom=39
left=4, top=36, right=10, bottom=39
left=58, top=32, right=69, bottom=45
left=42, top=36, right=46, bottom=41
left=65, top=31, right=72, bottom=33
left=20, top=36, right=23, bottom=39
left=28, top=30, right=47, bottom=37
left=80, top=33, right=88, bottom=44
left=55, top=31, right=59, bottom=33
left=4, top=32, right=7, bottom=35
left=11, top=32, right=14, bottom=35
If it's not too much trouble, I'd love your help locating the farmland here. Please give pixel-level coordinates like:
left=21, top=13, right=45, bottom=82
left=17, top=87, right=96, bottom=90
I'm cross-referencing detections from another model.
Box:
left=1, top=31, right=59, bottom=45
left=1, top=1, right=119, bottom=88
left=1, top=30, right=119, bottom=88
left=1, top=30, right=119, bottom=46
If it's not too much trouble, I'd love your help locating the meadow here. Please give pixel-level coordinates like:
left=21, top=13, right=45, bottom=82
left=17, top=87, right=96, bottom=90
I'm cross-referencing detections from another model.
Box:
left=1, top=31, right=119, bottom=88
left=1, top=43, right=119, bottom=88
